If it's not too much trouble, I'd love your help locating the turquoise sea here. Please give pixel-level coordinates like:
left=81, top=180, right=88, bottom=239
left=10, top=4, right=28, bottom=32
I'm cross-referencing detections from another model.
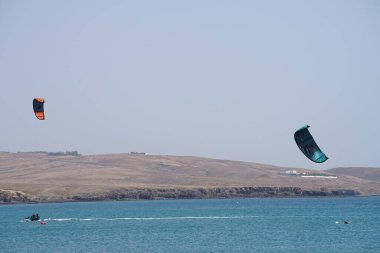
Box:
left=1, top=197, right=379, bottom=252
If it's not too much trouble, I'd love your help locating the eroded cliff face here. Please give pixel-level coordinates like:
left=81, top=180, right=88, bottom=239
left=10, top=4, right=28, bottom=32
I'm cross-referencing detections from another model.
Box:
left=1, top=186, right=359, bottom=204
left=70, top=187, right=360, bottom=201
left=0, top=189, right=35, bottom=204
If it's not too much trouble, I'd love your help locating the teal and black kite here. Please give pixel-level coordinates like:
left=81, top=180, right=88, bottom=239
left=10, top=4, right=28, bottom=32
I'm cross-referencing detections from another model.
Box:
left=294, top=125, right=328, bottom=163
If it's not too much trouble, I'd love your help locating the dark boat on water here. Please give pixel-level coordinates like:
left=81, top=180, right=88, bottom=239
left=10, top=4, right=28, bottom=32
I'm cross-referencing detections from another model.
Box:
left=24, top=213, right=40, bottom=222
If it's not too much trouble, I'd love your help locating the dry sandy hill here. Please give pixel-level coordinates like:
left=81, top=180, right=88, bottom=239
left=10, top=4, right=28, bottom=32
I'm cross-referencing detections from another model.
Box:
left=327, top=167, right=380, bottom=181
left=0, top=152, right=379, bottom=203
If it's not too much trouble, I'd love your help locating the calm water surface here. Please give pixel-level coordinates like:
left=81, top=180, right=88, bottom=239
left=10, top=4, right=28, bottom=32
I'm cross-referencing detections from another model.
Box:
left=1, top=197, right=379, bottom=252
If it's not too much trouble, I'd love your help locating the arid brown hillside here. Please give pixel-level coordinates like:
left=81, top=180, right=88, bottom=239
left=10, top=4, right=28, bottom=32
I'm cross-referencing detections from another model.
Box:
left=0, top=152, right=379, bottom=203
left=327, top=167, right=380, bottom=181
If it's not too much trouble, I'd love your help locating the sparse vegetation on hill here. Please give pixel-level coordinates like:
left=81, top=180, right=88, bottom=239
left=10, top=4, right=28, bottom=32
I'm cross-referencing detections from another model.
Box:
left=17, top=151, right=81, bottom=156
left=47, top=151, right=81, bottom=156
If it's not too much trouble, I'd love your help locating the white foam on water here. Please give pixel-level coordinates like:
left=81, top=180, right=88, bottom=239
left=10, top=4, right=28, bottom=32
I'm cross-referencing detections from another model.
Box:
left=98, top=216, right=254, bottom=221
left=37, top=215, right=349, bottom=222
left=40, top=216, right=258, bottom=222
left=43, top=218, right=74, bottom=221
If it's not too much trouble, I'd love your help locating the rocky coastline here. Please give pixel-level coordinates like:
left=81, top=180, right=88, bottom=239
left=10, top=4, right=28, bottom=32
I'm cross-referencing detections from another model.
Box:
left=0, top=187, right=360, bottom=204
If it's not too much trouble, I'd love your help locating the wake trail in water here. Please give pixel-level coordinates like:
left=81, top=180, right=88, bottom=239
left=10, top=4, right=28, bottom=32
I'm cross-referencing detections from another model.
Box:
left=44, top=216, right=255, bottom=222
left=42, top=215, right=348, bottom=222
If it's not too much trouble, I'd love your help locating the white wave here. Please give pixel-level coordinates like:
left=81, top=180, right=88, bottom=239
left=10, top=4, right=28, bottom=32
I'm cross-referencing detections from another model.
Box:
left=43, top=218, right=74, bottom=221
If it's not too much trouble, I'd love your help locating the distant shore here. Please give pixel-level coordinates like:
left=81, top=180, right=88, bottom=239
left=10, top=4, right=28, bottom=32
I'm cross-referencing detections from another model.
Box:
left=1, top=152, right=379, bottom=205
left=0, top=186, right=362, bottom=204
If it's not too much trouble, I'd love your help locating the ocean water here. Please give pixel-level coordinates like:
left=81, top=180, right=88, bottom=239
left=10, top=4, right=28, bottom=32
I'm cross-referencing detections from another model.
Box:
left=1, top=197, right=379, bottom=253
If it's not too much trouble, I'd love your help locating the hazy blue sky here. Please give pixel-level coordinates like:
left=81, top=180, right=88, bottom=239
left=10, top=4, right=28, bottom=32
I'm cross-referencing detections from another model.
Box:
left=1, top=0, right=379, bottom=169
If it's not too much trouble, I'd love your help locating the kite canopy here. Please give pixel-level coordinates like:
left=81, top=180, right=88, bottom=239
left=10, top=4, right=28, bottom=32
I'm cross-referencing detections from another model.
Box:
left=33, top=98, right=45, bottom=120
left=294, top=125, right=328, bottom=163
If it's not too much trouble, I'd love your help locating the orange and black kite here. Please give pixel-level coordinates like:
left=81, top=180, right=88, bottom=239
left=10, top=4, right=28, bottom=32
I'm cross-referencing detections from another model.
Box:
left=33, top=98, right=45, bottom=120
